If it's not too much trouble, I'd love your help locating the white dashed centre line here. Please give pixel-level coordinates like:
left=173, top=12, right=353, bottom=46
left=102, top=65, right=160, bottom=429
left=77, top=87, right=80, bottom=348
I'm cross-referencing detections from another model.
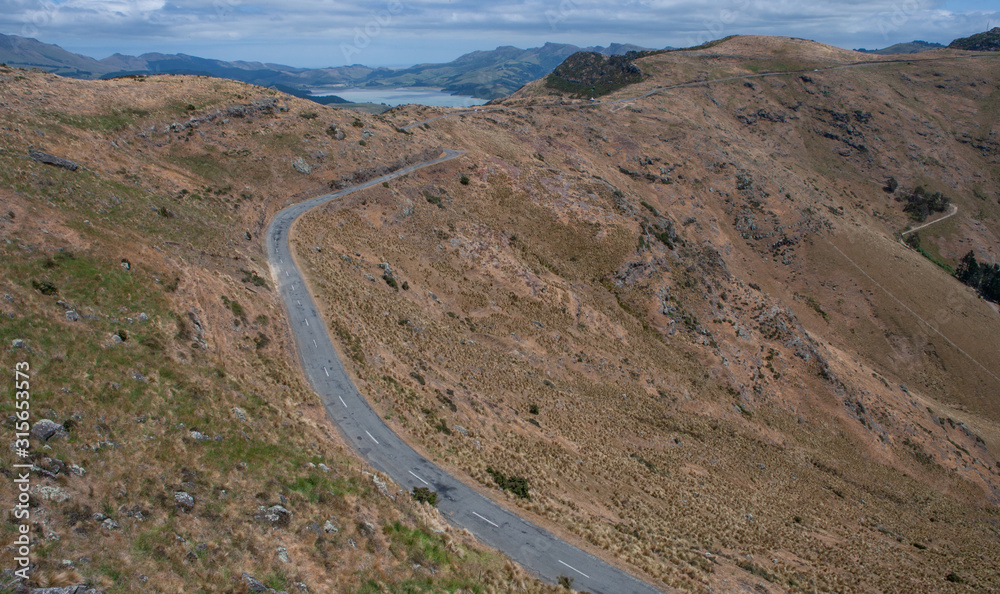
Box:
left=365, top=430, right=379, bottom=445
left=338, top=395, right=348, bottom=408
left=409, top=470, right=429, bottom=485
left=285, top=270, right=289, bottom=277
left=304, top=319, right=309, bottom=327
left=324, top=367, right=329, bottom=377
left=313, top=339, right=318, bottom=347
left=557, top=560, right=590, bottom=579
left=472, top=511, right=499, bottom=527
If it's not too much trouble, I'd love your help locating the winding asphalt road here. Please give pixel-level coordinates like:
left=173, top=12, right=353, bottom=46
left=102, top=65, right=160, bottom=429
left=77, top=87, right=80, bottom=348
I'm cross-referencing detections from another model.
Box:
left=266, top=150, right=664, bottom=593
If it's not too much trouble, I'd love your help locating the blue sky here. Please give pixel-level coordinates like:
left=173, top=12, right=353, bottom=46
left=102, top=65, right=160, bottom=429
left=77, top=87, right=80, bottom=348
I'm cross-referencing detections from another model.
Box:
left=0, top=0, right=997, bottom=67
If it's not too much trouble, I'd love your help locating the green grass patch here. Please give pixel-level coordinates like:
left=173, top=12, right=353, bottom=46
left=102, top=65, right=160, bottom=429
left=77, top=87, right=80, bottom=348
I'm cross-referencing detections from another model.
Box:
left=46, top=108, right=150, bottom=133
left=286, top=472, right=360, bottom=502
left=385, top=521, right=452, bottom=567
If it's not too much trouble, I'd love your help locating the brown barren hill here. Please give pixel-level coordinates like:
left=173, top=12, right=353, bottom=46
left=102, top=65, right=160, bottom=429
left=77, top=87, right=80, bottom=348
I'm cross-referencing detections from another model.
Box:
left=0, top=67, right=559, bottom=592
left=293, top=35, right=1000, bottom=592
left=1, top=32, right=999, bottom=593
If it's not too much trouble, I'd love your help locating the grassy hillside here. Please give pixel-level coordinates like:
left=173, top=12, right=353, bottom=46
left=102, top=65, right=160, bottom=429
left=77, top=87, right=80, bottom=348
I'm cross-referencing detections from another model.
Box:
left=0, top=67, right=554, bottom=593
left=293, top=35, right=1000, bottom=592
left=949, top=27, right=1000, bottom=51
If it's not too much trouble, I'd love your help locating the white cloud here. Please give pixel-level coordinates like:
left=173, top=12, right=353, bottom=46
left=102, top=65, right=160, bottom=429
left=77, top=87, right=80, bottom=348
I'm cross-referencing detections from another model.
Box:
left=0, top=0, right=996, bottom=65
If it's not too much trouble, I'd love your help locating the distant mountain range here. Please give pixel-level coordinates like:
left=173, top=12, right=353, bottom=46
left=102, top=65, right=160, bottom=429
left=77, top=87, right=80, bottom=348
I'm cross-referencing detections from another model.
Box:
left=855, top=40, right=944, bottom=54
left=857, top=29, right=1000, bottom=54
left=0, top=34, right=649, bottom=100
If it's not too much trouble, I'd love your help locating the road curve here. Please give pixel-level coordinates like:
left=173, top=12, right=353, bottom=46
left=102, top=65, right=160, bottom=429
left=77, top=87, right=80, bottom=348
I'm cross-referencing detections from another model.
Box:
left=266, top=150, right=664, bottom=593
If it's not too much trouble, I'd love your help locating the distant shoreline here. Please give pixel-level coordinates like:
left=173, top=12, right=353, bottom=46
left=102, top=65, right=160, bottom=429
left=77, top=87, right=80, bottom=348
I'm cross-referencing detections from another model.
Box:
left=307, top=86, right=489, bottom=107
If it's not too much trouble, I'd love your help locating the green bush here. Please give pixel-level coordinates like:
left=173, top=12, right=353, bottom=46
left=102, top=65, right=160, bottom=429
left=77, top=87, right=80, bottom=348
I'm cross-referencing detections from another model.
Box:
left=901, top=185, right=950, bottom=221
left=460, top=175, right=470, bottom=185
left=411, top=487, right=438, bottom=506
left=32, top=280, right=58, bottom=295
left=486, top=467, right=530, bottom=499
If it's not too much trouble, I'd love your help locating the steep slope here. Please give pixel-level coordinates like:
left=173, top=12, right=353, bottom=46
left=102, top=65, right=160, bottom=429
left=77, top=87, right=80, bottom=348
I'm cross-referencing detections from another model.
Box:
left=286, top=35, right=1000, bottom=592
left=0, top=34, right=110, bottom=77
left=0, top=67, right=556, bottom=592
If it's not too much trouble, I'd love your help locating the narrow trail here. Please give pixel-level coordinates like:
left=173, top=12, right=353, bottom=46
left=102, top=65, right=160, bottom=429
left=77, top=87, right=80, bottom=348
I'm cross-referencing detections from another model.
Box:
left=901, top=204, right=959, bottom=237
left=825, top=236, right=1000, bottom=387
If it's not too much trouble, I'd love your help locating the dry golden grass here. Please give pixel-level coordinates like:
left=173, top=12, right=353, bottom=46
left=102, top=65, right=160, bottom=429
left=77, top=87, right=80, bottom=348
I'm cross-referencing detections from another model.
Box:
left=292, top=37, right=1000, bottom=592
left=0, top=65, right=554, bottom=592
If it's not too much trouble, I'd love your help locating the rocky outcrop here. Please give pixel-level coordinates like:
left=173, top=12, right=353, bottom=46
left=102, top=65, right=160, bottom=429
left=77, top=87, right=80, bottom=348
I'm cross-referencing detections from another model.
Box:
left=29, top=149, right=79, bottom=171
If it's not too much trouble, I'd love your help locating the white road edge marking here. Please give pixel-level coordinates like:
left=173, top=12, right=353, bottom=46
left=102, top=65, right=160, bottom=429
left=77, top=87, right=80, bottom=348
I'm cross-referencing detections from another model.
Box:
left=409, top=470, right=429, bottom=485
left=472, top=511, right=499, bottom=527
left=558, top=560, right=590, bottom=579
left=365, top=430, right=379, bottom=444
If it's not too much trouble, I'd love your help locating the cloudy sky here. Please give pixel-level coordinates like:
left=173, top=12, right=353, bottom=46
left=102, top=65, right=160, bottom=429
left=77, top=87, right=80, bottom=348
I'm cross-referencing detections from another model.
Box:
left=1, top=0, right=997, bottom=67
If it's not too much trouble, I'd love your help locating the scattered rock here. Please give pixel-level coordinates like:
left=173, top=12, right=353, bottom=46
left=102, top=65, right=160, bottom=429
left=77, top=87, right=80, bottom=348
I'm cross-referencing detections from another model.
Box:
left=65, top=310, right=79, bottom=322
left=174, top=491, right=195, bottom=511
left=233, top=407, right=247, bottom=423
left=12, top=338, right=26, bottom=349
left=137, top=312, right=149, bottom=322
left=323, top=519, right=338, bottom=533
left=255, top=504, right=292, bottom=526
left=32, top=485, right=71, bottom=502
left=276, top=546, right=290, bottom=564
left=28, top=586, right=90, bottom=594
left=371, top=474, right=390, bottom=497
left=242, top=572, right=268, bottom=593
left=358, top=520, right=376, bottom=537
left=189, top=430, right=210, bottom=442
left=291, top=157, right=312, bottom=175
left=454, top=425, right=468, bottom=436
left=31, top=419, right=68, bottom=441
left=101, top=518, right=119, bottom=530
left=29, top=149, right=79, bottom=171
left=317, top=463, right=330, bottom=473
